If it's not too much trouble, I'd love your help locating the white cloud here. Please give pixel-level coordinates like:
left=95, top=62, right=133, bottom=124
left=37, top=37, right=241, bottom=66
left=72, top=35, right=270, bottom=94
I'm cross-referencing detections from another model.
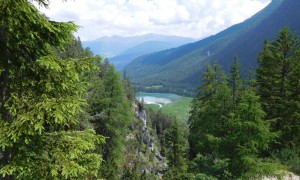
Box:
left=36, top=0, right=271, bottom=41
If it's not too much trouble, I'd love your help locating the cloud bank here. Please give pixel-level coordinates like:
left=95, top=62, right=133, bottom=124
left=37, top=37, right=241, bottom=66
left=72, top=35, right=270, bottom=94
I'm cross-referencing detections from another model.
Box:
left=36, top=0, right=271, bottom=41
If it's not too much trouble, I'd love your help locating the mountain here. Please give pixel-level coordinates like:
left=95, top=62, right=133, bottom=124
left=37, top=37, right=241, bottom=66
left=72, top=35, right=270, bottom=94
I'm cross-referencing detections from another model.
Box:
left=82, top=34, right=194, bottom=58
left=110, top=41, right=184, bottom=70
left=124, top=0, right=300, bottom=96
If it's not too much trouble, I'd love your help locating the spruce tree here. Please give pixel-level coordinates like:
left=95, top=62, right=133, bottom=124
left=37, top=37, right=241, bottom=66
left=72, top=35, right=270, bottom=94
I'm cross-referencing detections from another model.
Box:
left=188, top=62, right=232, bottom=179
left=257, top=27, right=300, bottom=150
left=189, top=62, right=230, bottom=160
left=0, top=1, right=104, bottom=179
left=90, top=62, right=133, bottom=179
left=164, top=120, right=187, bottom=177
left=189, top=60, right=277, bottom=178
left=228, top=55, right=242, bottom=108
left=224, top=87, right=274, bottom=178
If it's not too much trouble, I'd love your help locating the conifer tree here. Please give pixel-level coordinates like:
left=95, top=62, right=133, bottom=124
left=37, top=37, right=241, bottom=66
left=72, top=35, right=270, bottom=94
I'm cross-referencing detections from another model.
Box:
left=228, top=55, right=243, bottom=108
left=123, top=70, right=136, bottom=102
left=165, top=120, right=187, bottom=171
left=189, top=62, right=230, bottom=160
left=224, top=87, right=274, bottom=178
left=56, top=36, right=93, bottom=59
left=257, top=27, right=300, bottom=150
left=189, top=60, right=277, bottom=178
left=0, top=1, right=104, bottom=179
left=90, top=62, right=133, bottom=179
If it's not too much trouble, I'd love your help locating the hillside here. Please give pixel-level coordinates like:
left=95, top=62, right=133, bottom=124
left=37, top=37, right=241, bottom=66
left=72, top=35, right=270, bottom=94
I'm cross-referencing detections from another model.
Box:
left=124, top=0, right=300, bottom=96
left=82, top=33, right=194, bottom=58
left=110, top=41, right=182, bottom=70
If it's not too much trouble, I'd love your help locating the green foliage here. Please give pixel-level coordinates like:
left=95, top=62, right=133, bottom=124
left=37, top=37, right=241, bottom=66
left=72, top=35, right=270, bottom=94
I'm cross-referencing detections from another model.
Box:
left=90, top=60, right=133, bottom=179
left=146, top=109, right=173, bottom=156
left=257, top=27, right=300, bottom=151
left=0, top=56, right=103, bottom=179
left=191, top=173, right=217, bottom=180
left=140, top=97, right=190, bottom=179
left=164, top=120, right=188, bottom=178
left=188, top=60, right=279, bottom=178
left=187, top=27, right=300, bottom=178
left=1, top=130, right=104, bottom=179
left=272, top=147, right=300, bottom=174
left=2, top=1, right=299, bottom=179
left=229, top=55, right=242, bottom=108
left=1, top=55, right=98, bottom=141
left=189, top=62, right=230, bottom=159
left=257, top=28, right=300, bottom=173
left=0, top=55, right=104, bottom=179
left=121, top=161, right=142, bottom=180
left=0, top=1, right=104, bottom=179
left=189, top=153, right=231, bottom=179
left=123, top=70, right=136, bottom=102
left=1, top=0, right=77, bottom=63
left=56, top=36, right=94, bottom=59
left=241, top=158, right=286, bottom=180
left=224, top=88, right=277, bottom=177
left=163, top=168, right=191, bottom=180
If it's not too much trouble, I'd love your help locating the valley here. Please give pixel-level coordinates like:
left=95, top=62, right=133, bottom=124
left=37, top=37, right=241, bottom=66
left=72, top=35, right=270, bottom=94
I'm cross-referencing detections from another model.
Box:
left=136, top=92, right=192, bottom=122
left=124, top=0, right=300, bottom=95
left=2, top=0, right=300, bottom=179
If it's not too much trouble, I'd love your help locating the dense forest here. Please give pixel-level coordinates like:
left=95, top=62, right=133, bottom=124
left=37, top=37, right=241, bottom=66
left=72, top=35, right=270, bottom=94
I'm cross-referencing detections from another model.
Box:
left=187, top=27, right=300, bottom=179
left=1, top=1, right=300, bottom=180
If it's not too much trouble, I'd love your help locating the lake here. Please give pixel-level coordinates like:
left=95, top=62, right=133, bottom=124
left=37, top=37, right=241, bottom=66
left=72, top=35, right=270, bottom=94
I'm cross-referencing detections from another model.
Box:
left=136, top=92, right=182, bottom=106
left=136, top=92, right=192, bottom=122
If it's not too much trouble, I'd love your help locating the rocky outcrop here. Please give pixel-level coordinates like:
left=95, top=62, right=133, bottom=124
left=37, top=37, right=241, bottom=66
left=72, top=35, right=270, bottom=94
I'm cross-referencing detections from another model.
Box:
left=135, top=105, right=168, bottom=172
left=262, top=172, right=300, bottom=180
left=123, top=104, right=168, bottom=178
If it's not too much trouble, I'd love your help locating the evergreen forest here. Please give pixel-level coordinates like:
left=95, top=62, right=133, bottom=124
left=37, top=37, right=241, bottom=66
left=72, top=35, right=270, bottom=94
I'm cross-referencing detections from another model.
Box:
left=1, top=1, right=300, bottom=179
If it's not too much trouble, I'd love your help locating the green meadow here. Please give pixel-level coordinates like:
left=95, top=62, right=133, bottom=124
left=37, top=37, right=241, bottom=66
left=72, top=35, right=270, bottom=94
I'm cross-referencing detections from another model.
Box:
left=136, top=92, right=192, bottom=122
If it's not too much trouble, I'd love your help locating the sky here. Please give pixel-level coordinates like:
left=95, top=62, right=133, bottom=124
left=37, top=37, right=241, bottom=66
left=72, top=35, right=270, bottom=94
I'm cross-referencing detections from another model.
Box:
left=36, top=0, right=271, bottom=41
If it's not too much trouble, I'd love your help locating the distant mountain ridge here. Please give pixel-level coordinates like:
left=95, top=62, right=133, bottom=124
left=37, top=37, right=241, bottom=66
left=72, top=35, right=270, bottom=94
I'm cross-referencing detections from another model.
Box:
left=124, top=0, right=300, bottom=96
left=109, top=41, right=178, bottom=70
left=82, top=33, right=194, bottom=58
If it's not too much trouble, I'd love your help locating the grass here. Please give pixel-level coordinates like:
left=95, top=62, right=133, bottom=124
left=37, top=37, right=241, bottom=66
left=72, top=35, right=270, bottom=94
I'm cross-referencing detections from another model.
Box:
left=144, top=97, right=192, bottom=123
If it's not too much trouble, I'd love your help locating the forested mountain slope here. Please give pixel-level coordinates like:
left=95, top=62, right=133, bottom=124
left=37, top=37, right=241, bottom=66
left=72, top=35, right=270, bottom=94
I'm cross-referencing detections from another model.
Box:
left=124, top=0, right=300, bottom=96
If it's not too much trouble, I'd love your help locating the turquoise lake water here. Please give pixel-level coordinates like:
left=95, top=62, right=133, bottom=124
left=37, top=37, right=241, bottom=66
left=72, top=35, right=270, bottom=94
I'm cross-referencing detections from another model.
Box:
left=136, top=92, right=182, bottom=105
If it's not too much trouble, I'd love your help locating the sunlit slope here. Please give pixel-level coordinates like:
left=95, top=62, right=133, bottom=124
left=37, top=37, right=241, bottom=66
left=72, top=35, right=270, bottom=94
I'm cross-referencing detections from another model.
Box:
left=125, top=0, right=300, bottom=95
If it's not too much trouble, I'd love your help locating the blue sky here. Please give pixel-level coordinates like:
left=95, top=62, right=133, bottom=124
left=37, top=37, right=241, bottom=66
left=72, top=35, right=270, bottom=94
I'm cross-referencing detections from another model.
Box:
left=36, top=0, right=271, bottom=41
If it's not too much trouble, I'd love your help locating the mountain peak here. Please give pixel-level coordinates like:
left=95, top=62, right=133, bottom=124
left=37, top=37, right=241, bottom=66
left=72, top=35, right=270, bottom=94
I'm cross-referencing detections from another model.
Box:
left=82, top=34, right=194, bottom=58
